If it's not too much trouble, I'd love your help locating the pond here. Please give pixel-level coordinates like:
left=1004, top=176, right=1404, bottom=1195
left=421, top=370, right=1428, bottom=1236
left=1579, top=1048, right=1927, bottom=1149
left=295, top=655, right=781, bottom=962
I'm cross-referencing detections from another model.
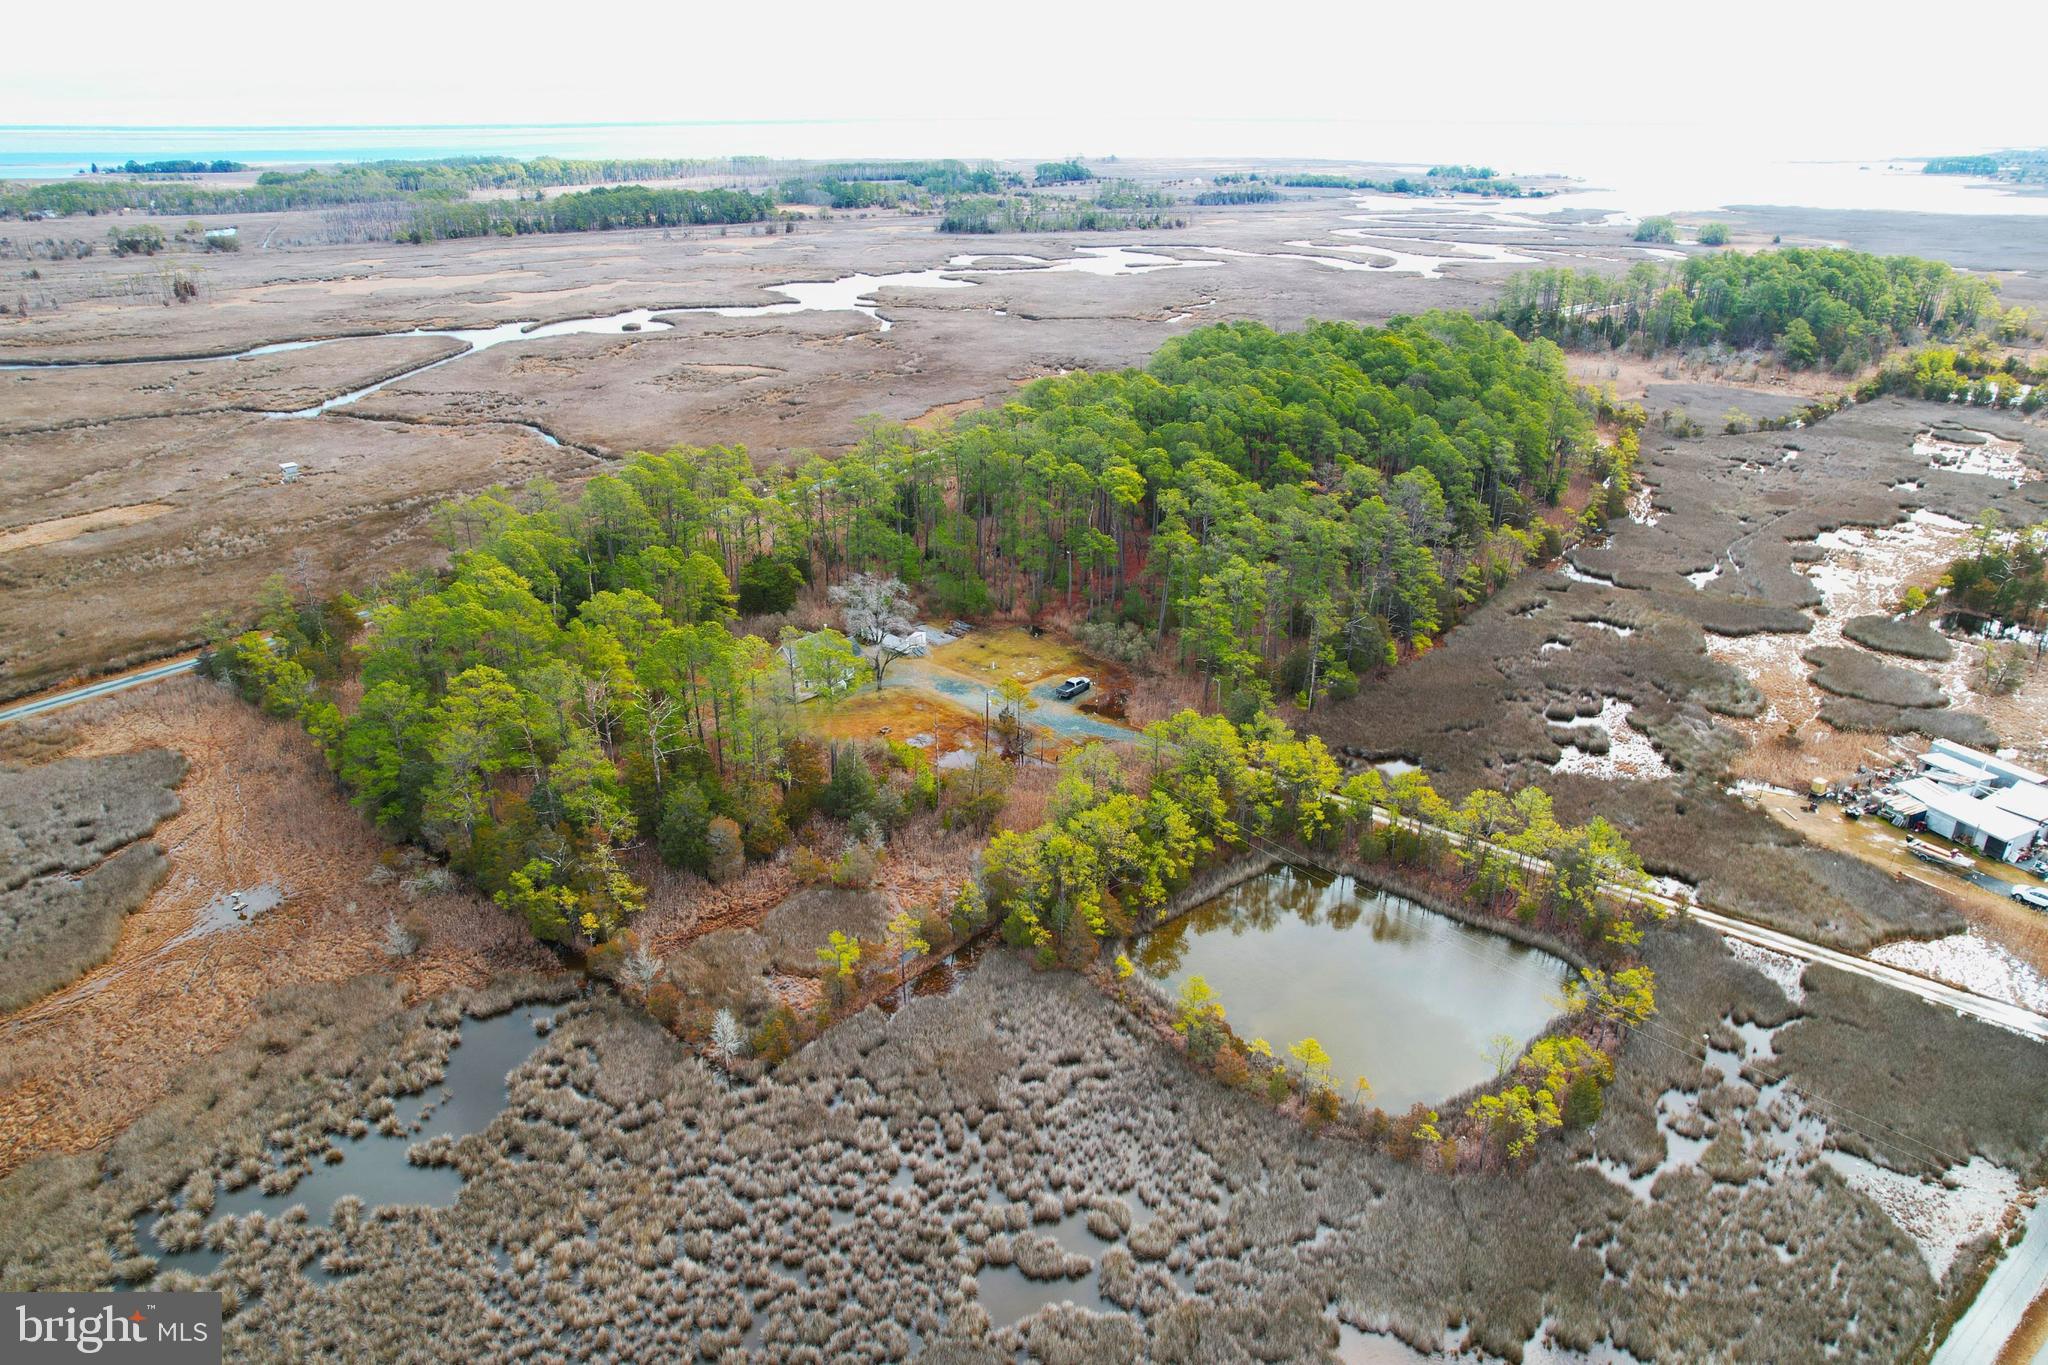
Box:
left=1134, top=866, right=1569, bottom=1112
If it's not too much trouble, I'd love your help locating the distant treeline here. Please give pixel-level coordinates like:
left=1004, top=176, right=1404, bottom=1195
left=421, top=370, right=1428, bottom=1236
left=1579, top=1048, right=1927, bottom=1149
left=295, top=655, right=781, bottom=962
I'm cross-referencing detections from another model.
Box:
left=940, top=182, right=1181, bottom=233
left=1034, top=160, right=1093, bottom=185
left=1191, top=187, right=1284, bottom=205
left=0, top=153, right=740, bottom=219
left=1921, top=150, right=2047, bottom=184
left=775, top=160, right=1019, bottom=208
left=400, top=186, right=776, bottom=242
left=1922, top=155, right=2000, bottom=177
left=91, top=158, right=246, bottom=175
left=1495, top=248, right=1998, bottom=368
left=1217, top=170, right=1531, bottom=197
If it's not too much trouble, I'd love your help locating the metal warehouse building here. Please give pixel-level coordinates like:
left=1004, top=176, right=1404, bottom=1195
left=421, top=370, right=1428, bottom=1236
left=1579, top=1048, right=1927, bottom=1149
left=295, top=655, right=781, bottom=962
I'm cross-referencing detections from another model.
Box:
left=1891, top=777, right=2041, bottom=864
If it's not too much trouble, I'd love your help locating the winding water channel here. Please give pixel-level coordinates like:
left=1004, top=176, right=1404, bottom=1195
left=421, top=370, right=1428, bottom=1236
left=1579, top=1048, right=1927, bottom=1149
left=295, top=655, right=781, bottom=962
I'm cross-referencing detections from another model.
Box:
left=0, top=234, right=1538, bottom=443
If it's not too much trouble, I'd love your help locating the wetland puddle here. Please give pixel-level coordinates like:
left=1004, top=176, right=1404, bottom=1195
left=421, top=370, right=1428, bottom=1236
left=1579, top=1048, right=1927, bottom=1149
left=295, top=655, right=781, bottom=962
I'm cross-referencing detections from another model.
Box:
left=1133, top=866, right=1568, bottom=1112
left=138, top=1004, right=559, bottom=1279
left=68, top=883, right=286, bottom=1002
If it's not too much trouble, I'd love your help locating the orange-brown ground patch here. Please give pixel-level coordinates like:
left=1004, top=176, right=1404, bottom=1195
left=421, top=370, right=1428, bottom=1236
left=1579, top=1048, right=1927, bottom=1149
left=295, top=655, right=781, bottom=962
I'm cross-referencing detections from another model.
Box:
left=0, top=503, right=175, bottom=555
left=0, top=680, right=553, bottom=1177
left=907, top=397, right=986, bottom=430
left=1567, top=351, right=1858, bottom=406
left=926, top=626, right=1093, bottom=686
left=2001, top=1284, right=2048, bottom=1364
left=806, top=687, right=987, bottom=758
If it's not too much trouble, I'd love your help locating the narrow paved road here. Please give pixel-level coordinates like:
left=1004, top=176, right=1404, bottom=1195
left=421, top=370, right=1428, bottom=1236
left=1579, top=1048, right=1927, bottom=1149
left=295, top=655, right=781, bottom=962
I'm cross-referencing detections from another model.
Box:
left=1677, top=900, right=2048, bottom=1040
left=0, top=654, right=200, bottom=725
left=1325, top=799, right=2048, bottom=1041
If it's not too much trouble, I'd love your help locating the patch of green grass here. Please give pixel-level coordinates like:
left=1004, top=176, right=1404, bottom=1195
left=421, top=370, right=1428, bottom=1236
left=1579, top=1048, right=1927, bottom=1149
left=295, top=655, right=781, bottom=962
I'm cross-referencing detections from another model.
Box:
left=930, top=628, right=1094, bottom=685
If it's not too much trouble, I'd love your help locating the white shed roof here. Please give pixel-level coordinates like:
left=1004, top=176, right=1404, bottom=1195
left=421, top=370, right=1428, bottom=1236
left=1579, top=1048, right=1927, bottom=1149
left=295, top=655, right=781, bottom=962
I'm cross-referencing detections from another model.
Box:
left=1920, top=750, right=1995, bottom=784
left=1929, top=739, right=2048, bottom=788
left=1898, top=778, right=2040, bottom=845
left=1991, top=784, right=2048, bottom=825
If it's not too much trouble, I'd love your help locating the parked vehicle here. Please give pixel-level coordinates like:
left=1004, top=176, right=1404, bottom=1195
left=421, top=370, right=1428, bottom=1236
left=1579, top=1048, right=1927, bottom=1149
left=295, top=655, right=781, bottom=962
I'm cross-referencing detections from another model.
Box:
left=1054, top=676, right=1092, bottom=701
left=2012, top=886, right=2048, bottom=910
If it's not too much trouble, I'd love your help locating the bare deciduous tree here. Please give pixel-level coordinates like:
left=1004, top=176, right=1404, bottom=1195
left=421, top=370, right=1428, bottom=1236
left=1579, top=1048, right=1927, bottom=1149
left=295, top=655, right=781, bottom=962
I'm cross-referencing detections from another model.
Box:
left=828, top=573, right=919, bottom=688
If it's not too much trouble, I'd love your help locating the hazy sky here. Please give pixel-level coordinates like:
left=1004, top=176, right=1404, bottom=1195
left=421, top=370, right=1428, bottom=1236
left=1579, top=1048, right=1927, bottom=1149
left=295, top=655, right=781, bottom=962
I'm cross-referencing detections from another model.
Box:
left=8, top=0, right=2044, bottom=162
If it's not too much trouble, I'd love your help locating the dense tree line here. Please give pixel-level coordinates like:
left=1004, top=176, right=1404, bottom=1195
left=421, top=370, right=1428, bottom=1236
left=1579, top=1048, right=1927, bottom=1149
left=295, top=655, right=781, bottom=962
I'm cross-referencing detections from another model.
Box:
left=775, top=160, right=1016, bottom=207
left=1, top=154, right=741, bottom=220
left=93, top=158, right=246, bottom=175
left=1921, top=151, right=2047, bottom=183
left=1495, top=248, right=1999, bottom=368
left=1191, top=187, right=1283, bottom=205
left=782, top=178, right=903, bottom=210
left=939, top=182, right=1180, bottom=233
left=398, top=186, right=774, bottom=242
left=1267, top=172, right=1533, bottom=197
left=1034, top=160, right=1094, bottom=184
left=206, top=316, right=1608, bottom=950
left=1922, top=155, right=2000, bottom=176
left=763, top=315, right=1601, bottom=711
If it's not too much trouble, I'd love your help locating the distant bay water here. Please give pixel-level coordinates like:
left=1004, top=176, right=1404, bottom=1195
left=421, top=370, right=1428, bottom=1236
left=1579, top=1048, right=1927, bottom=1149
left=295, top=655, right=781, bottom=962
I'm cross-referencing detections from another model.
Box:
left=2, top=119, right=2042, bottom=218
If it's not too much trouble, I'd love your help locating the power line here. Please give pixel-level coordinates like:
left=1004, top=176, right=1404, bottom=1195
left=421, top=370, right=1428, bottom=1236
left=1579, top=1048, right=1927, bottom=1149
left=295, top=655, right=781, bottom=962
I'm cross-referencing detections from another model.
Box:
left=1235, top=833, right=1977, bottom=1174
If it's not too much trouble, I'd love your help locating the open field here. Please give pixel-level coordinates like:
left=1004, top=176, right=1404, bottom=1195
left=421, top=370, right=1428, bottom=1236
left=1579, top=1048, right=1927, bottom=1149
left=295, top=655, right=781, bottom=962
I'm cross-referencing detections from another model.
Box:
left=807, top=687, right=986, bottom=757
left=926, top=628, right=1094, bottom=687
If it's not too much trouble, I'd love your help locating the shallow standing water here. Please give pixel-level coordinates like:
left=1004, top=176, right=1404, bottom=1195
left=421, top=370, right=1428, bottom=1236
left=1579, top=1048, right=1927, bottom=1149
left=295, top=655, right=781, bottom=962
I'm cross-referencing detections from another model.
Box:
left=1135, top=866, right=1568, bottom=1111
left=137, top=1003, right=560, bottom=1278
